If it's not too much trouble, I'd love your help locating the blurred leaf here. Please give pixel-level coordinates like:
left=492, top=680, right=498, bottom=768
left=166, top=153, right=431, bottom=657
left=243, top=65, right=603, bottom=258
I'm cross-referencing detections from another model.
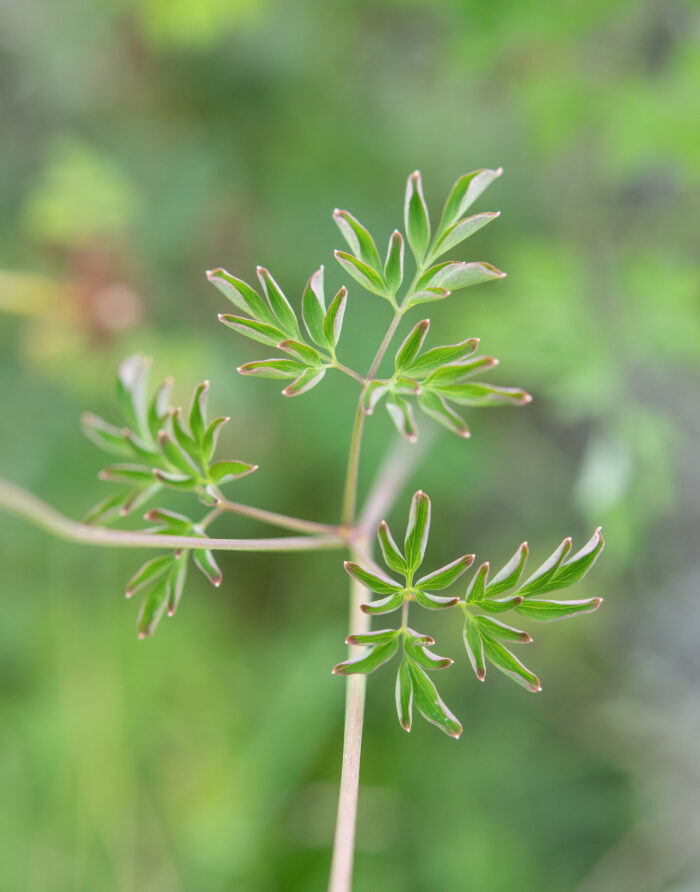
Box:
left=126, top=554, right=173, bottom=598
left=386, top=395, right=419, bottom=443
left=384, top=230, right=404, bottom=293
left=334, top=250, right=387, bottom=298
left=404, top=171, right=431, bottom=263
left=333, top=209, right=382, bottom=270
left=418, top=261, right=506, bottom=292
left=237, top=359, right=306, bottom=379
left=431, top=212, right=500, bottom=259
left=282, top=368, right=326, bottom=397
left=416, top=554, right=474, bottom=591
left=323, top=286, right=348, bottom=349
left=302, top=267, right=328, bottom=349
left=377, top=520, right=408, bottom=575
left=404, top=490, right=431, bottom=573
left=395, top=320, right=430, bottom=372
left=407, top=661, right=462, bottom=738
left=256, top=267, right=301, bottom=338
left=332, top=634, right=400, bottom=675
left=137, top=576, right=170, bottom=639
left=515, top=598, right=602, bottom=622
left=438, top=168, right=502, bottom=233
left=344, top=561, right=403, bottom=595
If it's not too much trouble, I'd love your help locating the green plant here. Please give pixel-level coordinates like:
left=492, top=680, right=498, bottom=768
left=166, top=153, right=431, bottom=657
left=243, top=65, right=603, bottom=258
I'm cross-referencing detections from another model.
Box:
left=0, top=168, right=604, bottom=892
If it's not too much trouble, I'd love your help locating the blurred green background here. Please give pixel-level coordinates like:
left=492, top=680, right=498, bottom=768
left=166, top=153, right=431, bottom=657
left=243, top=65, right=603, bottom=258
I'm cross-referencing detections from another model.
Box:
left=1, top=0, right=699, bottom=889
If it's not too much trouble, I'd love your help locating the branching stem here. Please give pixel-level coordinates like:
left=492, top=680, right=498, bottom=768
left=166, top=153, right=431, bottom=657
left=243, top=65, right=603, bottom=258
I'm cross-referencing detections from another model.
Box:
left=0, top=478, right=343, bottom=553
left=329, top=307, right=406, bottom=892
left=216, top=496, right=340, bottom=537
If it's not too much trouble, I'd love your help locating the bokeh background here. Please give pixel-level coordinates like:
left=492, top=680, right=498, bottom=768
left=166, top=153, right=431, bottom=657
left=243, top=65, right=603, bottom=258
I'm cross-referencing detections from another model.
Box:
left=1, top=0, right=699, bottom=889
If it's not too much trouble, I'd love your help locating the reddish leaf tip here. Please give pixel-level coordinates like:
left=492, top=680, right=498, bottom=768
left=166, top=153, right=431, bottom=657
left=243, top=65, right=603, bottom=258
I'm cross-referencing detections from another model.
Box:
left=137, top=631, right=149, bottom=640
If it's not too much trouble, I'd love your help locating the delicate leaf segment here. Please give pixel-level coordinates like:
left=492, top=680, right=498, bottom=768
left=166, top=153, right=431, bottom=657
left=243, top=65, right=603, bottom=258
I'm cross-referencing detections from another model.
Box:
left=211, top=265, right=351, bottom=395
left=335, top=491, right=604, bottom=735
left=366, top=319, right=532, bottom=442
left=83, top=356, right=259, bottom=632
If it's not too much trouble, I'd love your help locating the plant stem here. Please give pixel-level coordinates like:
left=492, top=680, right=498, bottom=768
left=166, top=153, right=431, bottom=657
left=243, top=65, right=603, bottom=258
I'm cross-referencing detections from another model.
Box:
left=330, top=308, right=406, bottom=891
left=0, top=478, right=344, bottom=553
left=334, top=362, right=366, bottom=385
left=216, top=496, right=340, bottom=537
left=328, top=559, right=370, bottom=892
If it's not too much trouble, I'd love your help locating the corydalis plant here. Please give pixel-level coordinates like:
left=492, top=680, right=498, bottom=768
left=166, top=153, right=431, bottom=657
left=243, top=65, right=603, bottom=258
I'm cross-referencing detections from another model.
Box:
left=0, top=167, right=605, bottom=892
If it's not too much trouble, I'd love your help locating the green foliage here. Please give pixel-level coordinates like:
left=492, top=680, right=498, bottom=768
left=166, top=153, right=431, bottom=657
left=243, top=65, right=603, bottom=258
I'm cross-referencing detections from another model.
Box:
left=211, top=266, right=347, bottom=396
left=209, top=170, right=531, bottom=450
left=83, top=353, right=257, bottom=520
left=73, top=168, right=606, bottom=727
left=335, top=491, right=604, bottom=735
left=81, top=356, right=258, bottom=635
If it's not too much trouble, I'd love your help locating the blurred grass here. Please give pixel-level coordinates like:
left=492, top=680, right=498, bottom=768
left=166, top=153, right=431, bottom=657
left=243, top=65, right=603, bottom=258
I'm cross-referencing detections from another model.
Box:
left=1, top=0, right=699, bottom=889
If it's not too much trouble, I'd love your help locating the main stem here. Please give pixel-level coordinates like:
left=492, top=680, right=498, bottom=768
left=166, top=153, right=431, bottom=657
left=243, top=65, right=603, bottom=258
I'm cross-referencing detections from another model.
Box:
left=329, top=309, right=402, bottom=892
left=0, top=478, right=343, bottom=553
left=327, top=562, right=370, bottom=892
